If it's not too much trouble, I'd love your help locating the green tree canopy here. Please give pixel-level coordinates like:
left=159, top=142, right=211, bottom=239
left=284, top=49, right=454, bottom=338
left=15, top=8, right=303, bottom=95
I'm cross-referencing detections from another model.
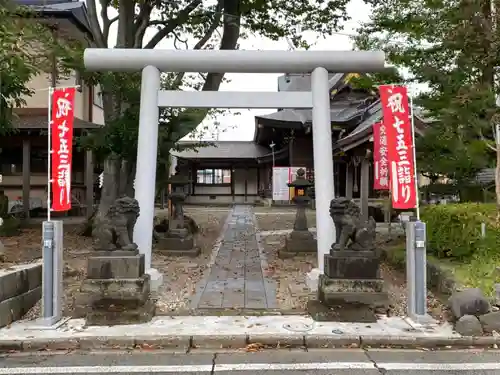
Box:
left=355, top=0, right=498, bottom=191
left=0, top=1, right=58, bottom=133
left=79, top=0, right=355, bottom=215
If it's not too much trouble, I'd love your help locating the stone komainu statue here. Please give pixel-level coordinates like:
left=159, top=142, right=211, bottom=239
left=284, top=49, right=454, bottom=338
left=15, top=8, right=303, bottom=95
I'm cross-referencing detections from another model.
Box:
left=329, top=197, right=376, bottom=252
left=92, top=196, right=140, bottom=251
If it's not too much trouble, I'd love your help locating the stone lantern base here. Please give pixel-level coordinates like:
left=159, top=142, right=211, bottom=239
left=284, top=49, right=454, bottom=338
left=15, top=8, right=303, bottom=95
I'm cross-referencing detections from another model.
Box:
left=156, top=228, right=200, bottom=257
left=76, top=250, right=156, bottom=325
left=279, top=230, right=317, bottom=258
left=318, top=251, right=389, bottom=312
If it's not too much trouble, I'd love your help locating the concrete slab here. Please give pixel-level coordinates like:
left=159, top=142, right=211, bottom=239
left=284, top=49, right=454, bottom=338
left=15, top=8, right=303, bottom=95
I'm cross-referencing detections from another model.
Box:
left=0, top=315, right=459, bottom=341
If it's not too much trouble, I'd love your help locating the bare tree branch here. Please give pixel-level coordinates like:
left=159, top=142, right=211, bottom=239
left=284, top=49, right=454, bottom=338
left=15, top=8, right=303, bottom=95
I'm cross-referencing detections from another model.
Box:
left=144, top=0, right=202, bottom=49
left=170, top=0, right=241, bottom=139
left=480, top=127, right=498, bottom=151
left=171, top=0, right=223, bottom=88
left=173, top=31, right=189, bottom=49
left=86, top=0, right=106, bottom=47
left=133, top=1, right=154, bottom=48
left=100, top=0, right=118, bottom=44
left=193, top=1, right=223, bottom=50
left=201, top=0, right=241, bottom=92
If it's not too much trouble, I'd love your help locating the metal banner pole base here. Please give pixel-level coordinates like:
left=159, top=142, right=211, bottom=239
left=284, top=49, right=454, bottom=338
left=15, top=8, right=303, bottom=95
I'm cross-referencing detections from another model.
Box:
left=405, top=220, right=437, bottom=324
left=38, top=220, right=64, bottom=327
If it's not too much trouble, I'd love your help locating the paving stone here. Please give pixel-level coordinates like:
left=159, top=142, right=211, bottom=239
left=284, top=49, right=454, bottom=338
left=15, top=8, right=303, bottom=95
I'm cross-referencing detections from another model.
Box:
left=198, top=292, right=223, bottom=308
left=207, top=267, right=229, bottom=281
left=191, top=205, right=277, bottom=310
left=245, top=271, right=264, bottom=281
left=205, top=281, right=228, bottom=293
left=222, top=291, right=245, bottom=308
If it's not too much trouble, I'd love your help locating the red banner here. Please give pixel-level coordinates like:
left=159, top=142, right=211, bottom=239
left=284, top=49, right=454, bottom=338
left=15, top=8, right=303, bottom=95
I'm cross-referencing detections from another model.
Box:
left=51, top=88, right=76, bottom=212
left=379, top=85, right=417, bottom=209
left=373, top=122, right=390, bottom=190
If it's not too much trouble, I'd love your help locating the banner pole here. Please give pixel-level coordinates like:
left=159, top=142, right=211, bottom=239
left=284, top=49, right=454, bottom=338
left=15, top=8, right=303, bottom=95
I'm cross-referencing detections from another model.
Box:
left=47, top=87, right=53, bottom=221
left=408, top=88, right=421, bottom=220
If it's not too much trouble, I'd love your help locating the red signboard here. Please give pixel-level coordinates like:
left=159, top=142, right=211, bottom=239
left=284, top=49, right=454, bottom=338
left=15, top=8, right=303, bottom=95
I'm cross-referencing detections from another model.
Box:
left=379, top=85, right=417, bottom=209
left=373, top=122, right=389, bottom=190
left=51, top=88, right=76, bottom=212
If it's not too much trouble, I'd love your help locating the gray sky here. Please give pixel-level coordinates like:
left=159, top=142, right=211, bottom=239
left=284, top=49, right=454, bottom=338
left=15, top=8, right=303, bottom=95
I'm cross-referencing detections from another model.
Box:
left=98, top=0, right=371, bottom=141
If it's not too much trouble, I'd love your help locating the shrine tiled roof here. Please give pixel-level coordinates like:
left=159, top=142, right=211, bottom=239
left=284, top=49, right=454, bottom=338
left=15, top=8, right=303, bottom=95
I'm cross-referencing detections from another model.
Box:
left=172, top=141, right=269, bottom=160
left=14, top=0, right=93, bottom=38
left=334, top=100, right=428, bottom=151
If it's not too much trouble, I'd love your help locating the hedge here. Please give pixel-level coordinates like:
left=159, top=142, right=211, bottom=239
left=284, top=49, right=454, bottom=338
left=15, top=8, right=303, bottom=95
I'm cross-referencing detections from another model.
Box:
left=421, top=203, right=499, bottom=259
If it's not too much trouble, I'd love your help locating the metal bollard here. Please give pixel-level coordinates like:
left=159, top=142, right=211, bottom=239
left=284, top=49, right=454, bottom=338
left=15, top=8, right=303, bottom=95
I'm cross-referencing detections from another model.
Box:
left=41, top=220, right=64, bottom=325
left=52, top=220, right=64, bottom=323
left=413, top=221, right=427, bottom=316
left=42, top=221, right=54, bottom=319
left=406, top=221, right=427, bottom=318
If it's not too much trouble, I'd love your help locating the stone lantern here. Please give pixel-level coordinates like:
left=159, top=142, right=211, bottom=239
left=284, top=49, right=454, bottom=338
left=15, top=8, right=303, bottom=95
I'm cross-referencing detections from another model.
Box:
left=279, top=168, right=317, bottom=258
left=157, top=166, right=199, bottom=257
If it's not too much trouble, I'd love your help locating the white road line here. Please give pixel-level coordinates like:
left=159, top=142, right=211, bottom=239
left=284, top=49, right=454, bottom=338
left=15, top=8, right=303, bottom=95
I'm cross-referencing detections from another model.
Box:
left=216, top=362, right=375, bottom=370
left=379, top=362, right=500, bottom=370
left=1, top=362, right=500, bottom=373
left=0, top=362, right=373, bottom=373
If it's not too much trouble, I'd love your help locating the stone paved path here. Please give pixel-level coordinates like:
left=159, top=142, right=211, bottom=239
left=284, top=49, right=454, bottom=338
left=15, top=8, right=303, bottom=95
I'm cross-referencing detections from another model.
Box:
left=191, top=205, right=277, bottom=310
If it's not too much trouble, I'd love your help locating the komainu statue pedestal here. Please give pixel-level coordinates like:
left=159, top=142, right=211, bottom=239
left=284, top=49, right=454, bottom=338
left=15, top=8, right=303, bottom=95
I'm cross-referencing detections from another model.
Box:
left=318, top=198, right=389, bottom=315
left=75, top=197, right=155, bottom=325
left=80, top=250, right=155, bottom=325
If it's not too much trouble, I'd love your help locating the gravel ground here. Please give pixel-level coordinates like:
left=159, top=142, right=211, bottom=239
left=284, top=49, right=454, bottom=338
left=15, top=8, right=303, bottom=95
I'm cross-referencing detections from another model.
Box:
left=260, top=232, right=449, bottom=321
left=256, top=210, right=449, bottom=321
left=255, top=210, right=316, bottom=231
left=153, top=208, right=229, bottom=313
left=0, top=207, right=229, bottom=319
left=260, top=233, right=316, bottom=310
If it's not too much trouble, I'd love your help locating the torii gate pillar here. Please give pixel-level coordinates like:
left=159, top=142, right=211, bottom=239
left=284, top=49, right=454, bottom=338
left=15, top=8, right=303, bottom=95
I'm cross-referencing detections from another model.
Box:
left=84, top=49, right=386, bottom=291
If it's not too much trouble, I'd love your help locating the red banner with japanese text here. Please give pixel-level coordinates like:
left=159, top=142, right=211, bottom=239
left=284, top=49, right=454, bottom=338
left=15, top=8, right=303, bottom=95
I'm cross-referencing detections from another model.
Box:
left=373, top=122, right=390, bottom=190
left=379, top=85, right=417, bottom=209
left=51, top=88, right=76, bottom=212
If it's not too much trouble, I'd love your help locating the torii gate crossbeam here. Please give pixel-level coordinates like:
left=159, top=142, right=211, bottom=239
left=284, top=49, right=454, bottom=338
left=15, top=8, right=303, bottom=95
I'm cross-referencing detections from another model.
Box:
left=84, top=48, right=386, bottom=290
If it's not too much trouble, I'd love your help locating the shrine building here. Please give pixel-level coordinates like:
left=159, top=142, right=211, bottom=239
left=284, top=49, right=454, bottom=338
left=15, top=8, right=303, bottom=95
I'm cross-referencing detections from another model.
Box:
left=172, top=73, right=431, bottom=220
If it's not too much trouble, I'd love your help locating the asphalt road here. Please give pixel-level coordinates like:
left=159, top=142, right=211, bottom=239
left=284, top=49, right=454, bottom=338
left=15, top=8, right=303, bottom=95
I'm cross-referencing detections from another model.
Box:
left=1, top=349, right=500, bottom=374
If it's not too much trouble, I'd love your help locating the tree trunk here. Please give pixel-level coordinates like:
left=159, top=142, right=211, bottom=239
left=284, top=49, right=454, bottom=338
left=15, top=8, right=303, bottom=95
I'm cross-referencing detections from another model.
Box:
left=118, top=159, right=136, bottom=197
left=96, top=86, right=127, bottom=220
left=97, top=154, right=120, bottom=220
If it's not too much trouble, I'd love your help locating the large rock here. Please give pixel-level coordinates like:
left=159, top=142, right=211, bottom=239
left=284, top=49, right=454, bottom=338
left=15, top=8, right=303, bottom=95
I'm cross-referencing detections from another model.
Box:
left=455, top=315, right=483, bottom=336
left=448, top=288, right=490, bottom=319
left=479, top=311, right=500, bottom=333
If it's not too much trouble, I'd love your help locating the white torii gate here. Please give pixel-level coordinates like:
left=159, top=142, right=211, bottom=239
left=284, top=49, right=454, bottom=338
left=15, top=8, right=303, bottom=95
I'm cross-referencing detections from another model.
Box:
left=84, top=49, right=386, bottom=288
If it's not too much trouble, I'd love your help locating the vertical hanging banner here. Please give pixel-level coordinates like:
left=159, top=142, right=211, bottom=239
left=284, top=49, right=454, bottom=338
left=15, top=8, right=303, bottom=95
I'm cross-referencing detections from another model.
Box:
left=373, top=122, right=390, bottom=190
left=51, top=88, right=76, bottom=212
left=379, top=85, right=417, bottom=209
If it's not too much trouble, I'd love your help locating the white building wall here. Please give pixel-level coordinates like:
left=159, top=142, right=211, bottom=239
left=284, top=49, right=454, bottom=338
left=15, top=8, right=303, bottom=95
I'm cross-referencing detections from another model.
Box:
left=21, top=70, right=105, bottom=125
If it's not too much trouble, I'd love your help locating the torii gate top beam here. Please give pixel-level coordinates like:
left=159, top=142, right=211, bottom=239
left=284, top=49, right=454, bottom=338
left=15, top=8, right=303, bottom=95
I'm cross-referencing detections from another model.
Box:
left=83, top=49, right=386, bottom=73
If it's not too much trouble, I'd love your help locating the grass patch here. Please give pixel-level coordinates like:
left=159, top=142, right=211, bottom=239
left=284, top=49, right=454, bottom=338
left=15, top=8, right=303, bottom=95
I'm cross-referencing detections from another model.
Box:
left=382, top=234, right=500, bottom=297
left=420, top=203, right=499, bottom=296
left=437, top=252, right=500, bottom=297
